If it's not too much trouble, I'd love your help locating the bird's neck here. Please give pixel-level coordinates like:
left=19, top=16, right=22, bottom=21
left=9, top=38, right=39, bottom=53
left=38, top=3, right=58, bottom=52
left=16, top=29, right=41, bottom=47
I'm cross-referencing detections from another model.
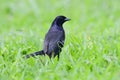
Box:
left=50, top=24, right=63, bottom=31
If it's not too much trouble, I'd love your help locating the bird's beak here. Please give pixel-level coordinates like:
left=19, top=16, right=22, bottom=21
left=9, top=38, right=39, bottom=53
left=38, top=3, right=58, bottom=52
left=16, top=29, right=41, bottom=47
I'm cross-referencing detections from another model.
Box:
left=65, top=18, right=71, bottom=21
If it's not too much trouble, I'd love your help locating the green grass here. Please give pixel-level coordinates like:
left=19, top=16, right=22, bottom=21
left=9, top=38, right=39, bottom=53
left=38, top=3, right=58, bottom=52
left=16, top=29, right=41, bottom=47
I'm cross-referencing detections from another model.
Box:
left=0, top=0, right=120, bottom=80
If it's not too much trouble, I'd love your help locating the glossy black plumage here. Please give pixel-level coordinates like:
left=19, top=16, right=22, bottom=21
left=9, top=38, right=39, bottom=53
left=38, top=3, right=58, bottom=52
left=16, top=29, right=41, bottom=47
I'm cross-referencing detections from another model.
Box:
left=26, top=15, right=70, bottom=59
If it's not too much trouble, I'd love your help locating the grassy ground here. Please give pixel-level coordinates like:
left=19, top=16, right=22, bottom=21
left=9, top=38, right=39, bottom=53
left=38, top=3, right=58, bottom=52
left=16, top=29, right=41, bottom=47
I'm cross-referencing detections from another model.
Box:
left=0, top=0, right=120, bottom=80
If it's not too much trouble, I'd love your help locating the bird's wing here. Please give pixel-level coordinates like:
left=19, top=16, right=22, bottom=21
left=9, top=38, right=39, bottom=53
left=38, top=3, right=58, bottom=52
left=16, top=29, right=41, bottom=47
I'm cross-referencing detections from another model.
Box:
left=43, top=30, right=65, bottom=54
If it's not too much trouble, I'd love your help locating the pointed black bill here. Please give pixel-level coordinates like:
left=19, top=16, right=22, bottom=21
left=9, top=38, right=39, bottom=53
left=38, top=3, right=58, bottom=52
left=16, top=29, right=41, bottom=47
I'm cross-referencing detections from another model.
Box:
left=65, top=18, right=71, bottom=21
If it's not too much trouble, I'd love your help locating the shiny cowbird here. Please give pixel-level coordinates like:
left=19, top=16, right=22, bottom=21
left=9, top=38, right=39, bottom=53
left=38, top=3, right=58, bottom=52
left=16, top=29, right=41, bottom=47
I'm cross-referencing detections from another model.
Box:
left=26, top=15, right=70, bottom=60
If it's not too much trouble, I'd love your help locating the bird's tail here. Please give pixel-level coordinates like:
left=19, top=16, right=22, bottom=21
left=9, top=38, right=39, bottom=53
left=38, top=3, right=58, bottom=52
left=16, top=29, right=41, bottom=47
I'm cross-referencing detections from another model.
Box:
left=26, top=50, right=45, bottom=58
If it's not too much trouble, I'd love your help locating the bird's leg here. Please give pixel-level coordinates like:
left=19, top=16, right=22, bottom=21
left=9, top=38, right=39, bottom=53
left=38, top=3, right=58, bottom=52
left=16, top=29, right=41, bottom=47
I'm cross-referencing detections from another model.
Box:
left=57, top=53, right=60, bottom=60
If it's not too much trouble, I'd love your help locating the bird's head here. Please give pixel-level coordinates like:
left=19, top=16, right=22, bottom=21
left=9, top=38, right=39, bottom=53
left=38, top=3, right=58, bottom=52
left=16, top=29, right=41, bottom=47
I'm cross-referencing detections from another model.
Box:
left=52, top=15, right=70, bottom=26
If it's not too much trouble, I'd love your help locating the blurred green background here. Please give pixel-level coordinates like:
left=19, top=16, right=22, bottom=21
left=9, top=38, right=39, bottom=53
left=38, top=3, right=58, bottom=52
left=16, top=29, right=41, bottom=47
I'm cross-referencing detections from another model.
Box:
left=0, top=0, right=120, bottom=80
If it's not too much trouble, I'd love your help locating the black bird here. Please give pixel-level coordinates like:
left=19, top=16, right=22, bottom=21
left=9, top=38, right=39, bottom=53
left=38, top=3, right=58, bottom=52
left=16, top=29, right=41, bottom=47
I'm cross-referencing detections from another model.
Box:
left=26, top=15, right=70, bottom=59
